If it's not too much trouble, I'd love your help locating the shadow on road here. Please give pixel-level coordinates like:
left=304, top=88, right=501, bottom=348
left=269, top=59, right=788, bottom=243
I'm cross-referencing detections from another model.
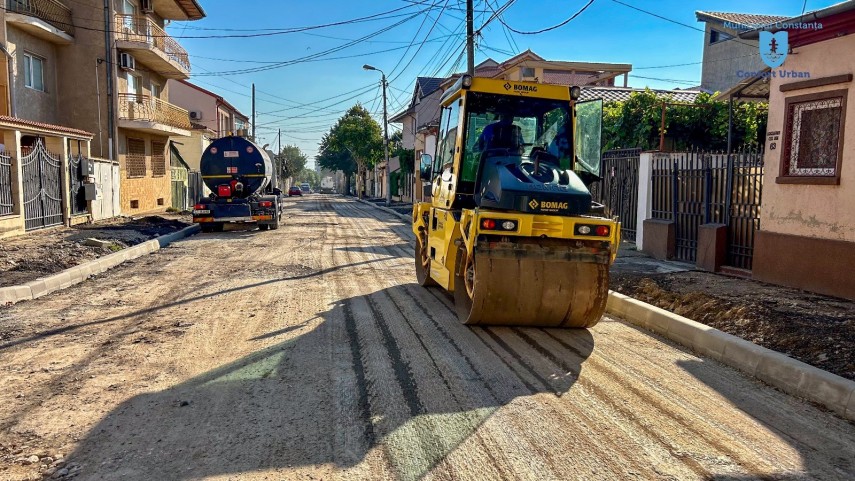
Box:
left=676, top=359, right=855, bottom=481
left=61, top=284, right=594, bottom=480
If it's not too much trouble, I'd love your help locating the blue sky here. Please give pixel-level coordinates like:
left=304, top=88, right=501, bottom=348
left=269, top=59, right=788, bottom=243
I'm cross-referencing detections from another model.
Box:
left=168, top=0, right=839, bottom=167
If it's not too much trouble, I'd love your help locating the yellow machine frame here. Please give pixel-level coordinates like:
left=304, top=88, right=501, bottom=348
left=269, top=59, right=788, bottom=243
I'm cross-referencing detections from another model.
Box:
left=412, top=76, right=620, bottom=326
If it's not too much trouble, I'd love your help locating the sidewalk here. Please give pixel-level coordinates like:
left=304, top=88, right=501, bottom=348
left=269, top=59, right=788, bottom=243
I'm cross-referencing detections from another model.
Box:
left=610, top=243, right=855, bottom=382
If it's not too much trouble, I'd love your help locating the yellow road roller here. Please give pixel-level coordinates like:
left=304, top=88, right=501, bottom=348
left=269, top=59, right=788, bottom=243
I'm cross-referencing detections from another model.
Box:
left=412, top=75, right=620, bottom=328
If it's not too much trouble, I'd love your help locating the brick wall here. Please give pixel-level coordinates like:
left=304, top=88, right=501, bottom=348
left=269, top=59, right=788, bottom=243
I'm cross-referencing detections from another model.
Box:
left=118, top=131, right=172, bottom=213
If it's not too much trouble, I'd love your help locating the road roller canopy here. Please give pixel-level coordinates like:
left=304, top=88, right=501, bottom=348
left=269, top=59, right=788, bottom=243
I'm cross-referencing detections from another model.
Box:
left=422, top=77, right=603, bottom=187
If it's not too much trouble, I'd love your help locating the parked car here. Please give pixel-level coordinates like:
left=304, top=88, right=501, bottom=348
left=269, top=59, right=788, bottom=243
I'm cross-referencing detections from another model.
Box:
left=300, top=183, right=312, bottom=194
left=288, top=186, right=302, bottom=196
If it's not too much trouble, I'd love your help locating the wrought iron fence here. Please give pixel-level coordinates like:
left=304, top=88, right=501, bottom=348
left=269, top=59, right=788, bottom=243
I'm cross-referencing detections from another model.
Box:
left=118, top=93, right=192, bottom=130
left=596, top=148, right=641, bottom=242
left=652, top=149, right=764, bottom=268
left=68, top=154, right=88, bottom=216
left=0, top=152, right=13, bottom=216
left=114, top=14, right=190, bottom=71
left=6, top=0, right=75, bottom=36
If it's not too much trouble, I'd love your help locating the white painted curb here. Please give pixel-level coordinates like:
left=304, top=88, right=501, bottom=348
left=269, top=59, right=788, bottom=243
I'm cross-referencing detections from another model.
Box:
left=607, top=290, right=855, bottom=422
left=0, top=224, right=201, bottom=306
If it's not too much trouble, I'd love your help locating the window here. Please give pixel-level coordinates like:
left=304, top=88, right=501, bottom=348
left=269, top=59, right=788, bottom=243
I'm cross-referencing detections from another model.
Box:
left=126, top=138, right=146, bottom=177
left=151, top=141, right=166, bottom=176
left=709, top=29, right=733, bottom=45
left=459, top=92, right=574, bottom=186
left=779, top=90, right=847, bottom=184
left=432, top=99, right=460, bottom=178
left=23, top=53, right=45, bottom=91
left=521, top=67, right=535, bottom=78
left=126, top=73, right=141, bottom=96
left=150, top=82, right=161, bottom=99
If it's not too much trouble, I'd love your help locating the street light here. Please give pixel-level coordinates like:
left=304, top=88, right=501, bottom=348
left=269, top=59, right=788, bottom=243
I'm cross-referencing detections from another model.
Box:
left=363, top=64, right=391, bottom=206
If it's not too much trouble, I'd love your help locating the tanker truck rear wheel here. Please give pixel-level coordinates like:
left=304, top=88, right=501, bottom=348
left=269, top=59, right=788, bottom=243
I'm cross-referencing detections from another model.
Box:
left=258, top=224, right=269, bottom=231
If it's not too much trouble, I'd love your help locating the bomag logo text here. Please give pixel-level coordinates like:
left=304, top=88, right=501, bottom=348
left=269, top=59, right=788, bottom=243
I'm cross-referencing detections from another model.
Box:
left=541, top=201, right=568, bottom=210
left=513, top=84, right=537, bottom=93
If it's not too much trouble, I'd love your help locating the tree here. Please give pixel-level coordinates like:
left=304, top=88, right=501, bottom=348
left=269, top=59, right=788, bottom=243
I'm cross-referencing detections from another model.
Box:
left=601, top=89, right=768, bottom=152
left=317, top=132, right=357, bottom=194
left=277, top=144, right=307, bottom=181
left=295, top=169, right=320, bottom=189
left=316, top=104, right=382, bottom=198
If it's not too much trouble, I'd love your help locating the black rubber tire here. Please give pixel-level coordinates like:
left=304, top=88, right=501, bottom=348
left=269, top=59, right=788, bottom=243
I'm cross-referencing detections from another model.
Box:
left=200, top=223, right=214, bottom=233
left=258, top=224, right=269, bottom=231
left=453, top=245, right=474, bottom=323
left=415, top=236, right=437, bottom=287
left=269, top=221, right=279, bottom=230
left=213, top=223, right=225, bottom=232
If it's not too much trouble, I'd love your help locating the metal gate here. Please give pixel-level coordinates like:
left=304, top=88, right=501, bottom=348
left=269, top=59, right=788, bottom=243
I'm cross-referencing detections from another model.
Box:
left=68, top=154, right=88, bottom=216
left=0, top=152, right=12, bottom=216
left=22, top=141, right=63, bottom=230
left=188, top=171, right=203, bottom=205
left=652, top=150, right=764, bottom=266
left=596, top=148, right=640, bottom=242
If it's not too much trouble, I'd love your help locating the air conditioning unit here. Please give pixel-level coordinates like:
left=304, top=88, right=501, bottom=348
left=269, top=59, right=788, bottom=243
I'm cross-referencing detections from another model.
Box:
left=140, top=0, right=154, bottom=13
left=119, top=52, right=135, bottom=71
left=189, top=110, right=203, bottom=120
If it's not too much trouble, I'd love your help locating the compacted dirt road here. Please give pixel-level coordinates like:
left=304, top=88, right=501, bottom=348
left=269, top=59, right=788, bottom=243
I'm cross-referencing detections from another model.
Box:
left=1, top=196, right=854, bottom=481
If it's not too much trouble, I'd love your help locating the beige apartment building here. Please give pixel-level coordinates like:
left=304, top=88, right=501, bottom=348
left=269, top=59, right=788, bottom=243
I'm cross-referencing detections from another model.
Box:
left=0, top=0, right=204, bottom=215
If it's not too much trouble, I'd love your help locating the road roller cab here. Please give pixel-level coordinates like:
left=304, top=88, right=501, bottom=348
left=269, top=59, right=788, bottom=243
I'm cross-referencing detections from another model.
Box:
left=412, top=75, right=620, bottom=328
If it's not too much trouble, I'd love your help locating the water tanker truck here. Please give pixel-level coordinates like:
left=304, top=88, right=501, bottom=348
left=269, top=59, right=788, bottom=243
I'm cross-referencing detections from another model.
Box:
left=193, top=136, right=282, bottom=232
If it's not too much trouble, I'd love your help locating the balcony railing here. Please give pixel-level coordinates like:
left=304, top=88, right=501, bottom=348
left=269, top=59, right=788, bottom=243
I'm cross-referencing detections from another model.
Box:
left=114, top=14, right=190, bottom=72
left=6, top=0, right=74, bottom=36
left=118, top=93, right=191, bottom=130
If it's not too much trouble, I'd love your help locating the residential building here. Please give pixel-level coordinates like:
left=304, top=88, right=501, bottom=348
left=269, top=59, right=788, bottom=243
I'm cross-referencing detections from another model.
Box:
left=739, top=2, right=855, bottom=300
left=389, top=76, right=444, bottom=203
left=474, top=50, right=632, bottom=87
left=46, top=0, right=205, bottom=214
left=0, top=1, right=102, bottom=237
left=168, top=79, right=250, bottom=140
left=695, top=11, right=788, bottom=94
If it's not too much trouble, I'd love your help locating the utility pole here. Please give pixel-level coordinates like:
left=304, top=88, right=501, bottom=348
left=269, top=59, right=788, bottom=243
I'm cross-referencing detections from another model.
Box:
left=382, top=73, right=391, bottom=206
left=252, top=83, right=256, bottom=141
left=103, top=0, right=115, bottom=160
left=363, top=64, right=391, bottom=205
left=466, top=0, right=474, bottom=75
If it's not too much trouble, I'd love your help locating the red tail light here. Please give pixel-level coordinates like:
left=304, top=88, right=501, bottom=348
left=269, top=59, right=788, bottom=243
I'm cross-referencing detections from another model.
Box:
left=596, top=225, right=610, bottom=236
left=217, top=185, right=232, bottom=197
left=259, top=201, right=273, bottom=208
left=481, top=219, right=496, bottom=230
left=194, top=204, right=206, bottom=210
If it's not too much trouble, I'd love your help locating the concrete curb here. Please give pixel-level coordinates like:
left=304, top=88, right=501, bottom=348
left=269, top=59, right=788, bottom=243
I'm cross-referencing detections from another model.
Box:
left=607, top=290, right=855, bottom=422
left=0, top=224, right=201, bottom=306
left=354, top=197, right=412, bottom=222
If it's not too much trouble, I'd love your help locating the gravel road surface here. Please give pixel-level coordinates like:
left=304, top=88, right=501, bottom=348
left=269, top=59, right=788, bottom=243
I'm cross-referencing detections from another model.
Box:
left=1, top=195, right=853, bottom=481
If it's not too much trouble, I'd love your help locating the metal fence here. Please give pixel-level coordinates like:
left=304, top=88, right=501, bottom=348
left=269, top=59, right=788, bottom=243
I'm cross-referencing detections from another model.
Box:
left=595, top=148, right=641, bottom=242
left=652, top=149, right=764, bottom=268
left=0, top=152, right=12, bottom=216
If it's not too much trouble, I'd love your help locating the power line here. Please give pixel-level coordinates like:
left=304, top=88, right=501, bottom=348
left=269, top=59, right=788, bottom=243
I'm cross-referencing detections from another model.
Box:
left=493, top=0, right=596, bottom=35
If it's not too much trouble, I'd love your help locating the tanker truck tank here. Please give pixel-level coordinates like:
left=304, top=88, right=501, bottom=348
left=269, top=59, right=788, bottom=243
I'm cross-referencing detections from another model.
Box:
left=193, top=136, right=282, bottom=232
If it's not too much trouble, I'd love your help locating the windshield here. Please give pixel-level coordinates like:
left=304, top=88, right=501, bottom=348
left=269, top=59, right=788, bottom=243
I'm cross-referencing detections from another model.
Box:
left=460, top=92, right=573, bottom=183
